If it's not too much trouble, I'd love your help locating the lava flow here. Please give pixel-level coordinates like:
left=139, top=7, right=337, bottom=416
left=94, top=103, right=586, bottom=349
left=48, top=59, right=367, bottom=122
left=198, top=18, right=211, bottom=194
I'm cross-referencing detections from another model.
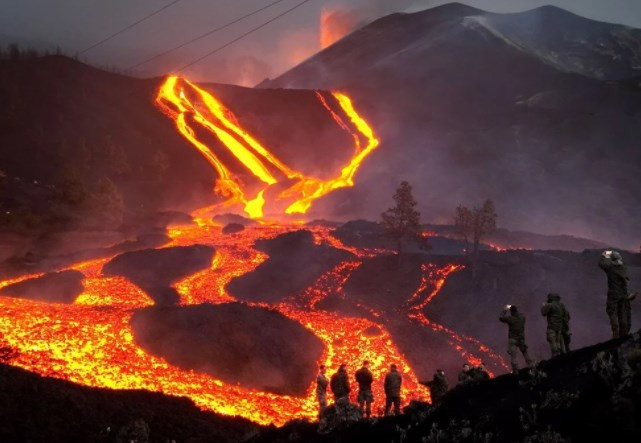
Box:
left=155, top=76, right=380, bottom=219
left=0, top=75, right=505, bottom=426
left=0, top=224, right=508, bottom=426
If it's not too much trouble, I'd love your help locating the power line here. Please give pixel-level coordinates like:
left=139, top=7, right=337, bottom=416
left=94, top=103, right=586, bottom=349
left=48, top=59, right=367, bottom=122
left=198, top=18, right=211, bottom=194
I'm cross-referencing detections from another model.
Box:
left=176, top=0, right=314, bottom=72
left=127, top=0, right=290, bottom=71
left=80, top=0, right=182, bottom=54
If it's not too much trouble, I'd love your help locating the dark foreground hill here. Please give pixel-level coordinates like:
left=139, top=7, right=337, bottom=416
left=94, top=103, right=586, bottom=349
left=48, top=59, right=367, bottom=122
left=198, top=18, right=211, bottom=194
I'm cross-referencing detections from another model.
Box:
left=0, top=362, right=260, bottom=443
left=261, top=4, right=641, bottom=248
left=252, top=332, right=641, bottom=443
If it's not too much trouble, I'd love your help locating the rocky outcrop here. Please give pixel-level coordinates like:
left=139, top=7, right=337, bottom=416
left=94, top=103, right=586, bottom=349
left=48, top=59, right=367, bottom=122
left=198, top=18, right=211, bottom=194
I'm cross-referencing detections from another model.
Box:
left=102, top=245, right=215, bottom=305
left=227, top=230, right=354, bottom=303
left=0, top=270, right=84, bottom=303
left=222, top=222, right=245, bottom=234
left=131, top=303, right=324, bottom=396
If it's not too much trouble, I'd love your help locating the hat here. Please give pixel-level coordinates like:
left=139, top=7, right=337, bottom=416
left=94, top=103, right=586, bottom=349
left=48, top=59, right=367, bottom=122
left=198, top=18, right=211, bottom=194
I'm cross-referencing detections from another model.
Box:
left=611, top=251, right=624, bottom=266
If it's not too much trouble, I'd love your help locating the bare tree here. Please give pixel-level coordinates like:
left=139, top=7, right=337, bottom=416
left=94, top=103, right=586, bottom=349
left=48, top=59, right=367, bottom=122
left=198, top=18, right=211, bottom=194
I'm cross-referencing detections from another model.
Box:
left=454, top=199, right=497, bottom=273
left=381, top=181, right=426, bottom=261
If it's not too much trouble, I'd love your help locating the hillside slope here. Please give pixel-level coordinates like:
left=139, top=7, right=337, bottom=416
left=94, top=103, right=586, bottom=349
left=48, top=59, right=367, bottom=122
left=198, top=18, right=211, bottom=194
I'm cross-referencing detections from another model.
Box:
left=261, top=4, right=641, bottom=248
left=252, top=332, right=641, bottom=442
left=0, top=362, right=260, bottom=442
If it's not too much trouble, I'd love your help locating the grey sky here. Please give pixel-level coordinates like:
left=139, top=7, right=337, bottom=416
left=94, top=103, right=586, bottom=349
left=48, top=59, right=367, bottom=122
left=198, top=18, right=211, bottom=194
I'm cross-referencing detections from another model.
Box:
left=1, top=0, right=640, bottom=84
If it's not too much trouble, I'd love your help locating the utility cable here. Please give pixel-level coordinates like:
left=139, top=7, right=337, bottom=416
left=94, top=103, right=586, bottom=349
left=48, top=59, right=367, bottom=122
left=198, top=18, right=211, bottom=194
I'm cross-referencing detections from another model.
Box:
left=175, top=0, right=314, bottom=72
left=80, top=0, right=182, bottom=54
left=127, top=0, right=290, bottom=71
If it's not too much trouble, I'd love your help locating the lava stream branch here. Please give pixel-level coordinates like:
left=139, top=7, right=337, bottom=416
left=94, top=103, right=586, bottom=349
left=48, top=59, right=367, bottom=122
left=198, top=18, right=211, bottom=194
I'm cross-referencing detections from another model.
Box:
left=155, top=75, right=380, bottom=219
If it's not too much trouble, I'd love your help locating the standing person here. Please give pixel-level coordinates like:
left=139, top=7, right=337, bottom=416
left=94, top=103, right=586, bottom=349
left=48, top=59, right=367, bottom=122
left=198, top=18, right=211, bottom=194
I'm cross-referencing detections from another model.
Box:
left=316, top=365, right=329, bottom=416
left=499, top=305, right=534, bottom=373
left=355, top=360, right=374, bottom=418
left=472, top=362, right=490, bottom=381
left=458, top=363, right=472, bottom=384
left=541, top=293, right=566, bottom=357
left=599, top=250, right=638, bottom=338
left=425, top=369, right=448, bottom=404
left=384, top=364, right=402, bottom=416
left=330, top=364, right=351, bottom=405
left=561, top=297, right=571, bottom=352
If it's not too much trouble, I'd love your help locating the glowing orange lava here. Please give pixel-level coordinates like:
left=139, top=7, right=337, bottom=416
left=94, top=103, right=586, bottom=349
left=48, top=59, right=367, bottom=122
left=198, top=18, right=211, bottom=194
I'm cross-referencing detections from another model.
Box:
left=155, top=76, right=379, bottom=219
left=0, top=224, right=507, bottom=425
left=0, top=75, right=507, bottom=426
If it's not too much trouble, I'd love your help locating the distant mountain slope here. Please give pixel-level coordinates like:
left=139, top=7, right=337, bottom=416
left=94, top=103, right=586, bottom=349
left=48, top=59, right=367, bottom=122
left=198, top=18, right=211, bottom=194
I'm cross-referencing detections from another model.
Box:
left=478, top=5, right=641, bottom=80
left=260, top=4, right=641, bottom=248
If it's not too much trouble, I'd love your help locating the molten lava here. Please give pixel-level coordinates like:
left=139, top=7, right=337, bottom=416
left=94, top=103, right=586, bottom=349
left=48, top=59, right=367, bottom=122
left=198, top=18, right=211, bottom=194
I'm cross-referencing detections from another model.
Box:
left=0, top=224, right=507, bottom=425
left=155, top=76, right=379, bottom=219
left=0, top=75, right=507, bottom=426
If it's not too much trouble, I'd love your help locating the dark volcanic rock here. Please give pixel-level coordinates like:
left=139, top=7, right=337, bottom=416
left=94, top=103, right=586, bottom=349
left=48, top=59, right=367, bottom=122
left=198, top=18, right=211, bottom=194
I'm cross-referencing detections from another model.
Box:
left=213, top=213, right=258, bottom=227
left=102, top=245, right=215, bottom=305
left=333, top=220, right=466, bottom=255
left=306, top=219, right=342, bottom=228
left=342, top=254, right=425, bottom=310
left=131, top=303, right=324, bottom=396
left=227, top=230, right=354, bottom=303
left=0, top=363, right=259, bottom=443
left=318, top=402, right=362, bottom=434
left=425, top=224, right=609, bottom=252
left=222, top=222, right=245, bottom=235
left=332, top=220, right=388, bottom=250
left=0, top=270, right=84, bottom=303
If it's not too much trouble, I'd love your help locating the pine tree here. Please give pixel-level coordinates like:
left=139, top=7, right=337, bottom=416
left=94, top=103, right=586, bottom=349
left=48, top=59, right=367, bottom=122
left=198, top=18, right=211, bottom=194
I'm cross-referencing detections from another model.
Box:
left=381, top=181, right=424, bottom=258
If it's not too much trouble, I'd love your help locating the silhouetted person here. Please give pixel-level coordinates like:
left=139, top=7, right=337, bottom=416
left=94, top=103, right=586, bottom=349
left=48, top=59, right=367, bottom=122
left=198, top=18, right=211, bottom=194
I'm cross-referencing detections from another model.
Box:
left=355, top=360, right=374, bottom=418
left=330, top=364, right=351, bottom=405
left=384, top=364, right=402, bottom=416
left=316, top=365, right=329, bottom=416
left=599, top=250, right=638, bottom=338
left=424, top=369, right=448, bottom=404
left=471, top=362, right=490, bottom=381
left=458, top=363, right=472, bottom=384
left=499, top=305, right=534, bottom=373
left=541, top=293, right=567, bottom=357
left=561, top=298, right=571, bottom=352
